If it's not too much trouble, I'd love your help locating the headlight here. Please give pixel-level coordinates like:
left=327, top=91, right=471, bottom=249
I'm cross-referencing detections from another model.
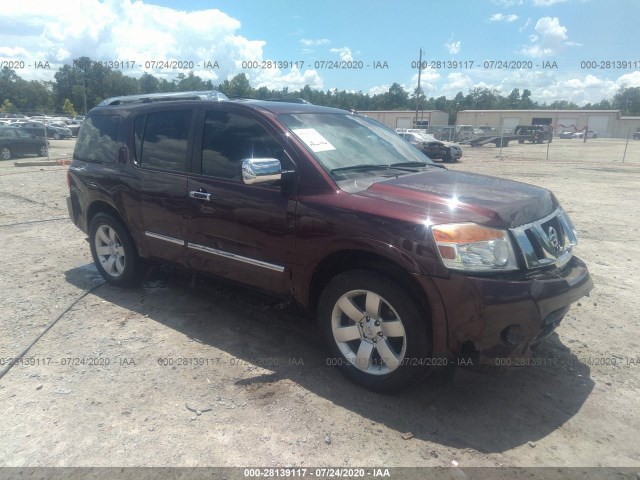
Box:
left=431, top=223, right=519, bottom=272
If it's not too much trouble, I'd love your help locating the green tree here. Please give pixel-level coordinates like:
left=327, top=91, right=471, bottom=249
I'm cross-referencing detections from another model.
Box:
left=548, top=99, right=579, bottom=110
left=612, top=86, right=640, bottom=115
left=62, top=98, right=77, bottom=117
left=219, top=73, right=253, bottom=98
left=521, top=89, right=534, bottom=109
left=139, top=73, right=159, bottom=94
left=507, top=88, right=520, bottom=108
left=0, top=99, right=15, bottom=113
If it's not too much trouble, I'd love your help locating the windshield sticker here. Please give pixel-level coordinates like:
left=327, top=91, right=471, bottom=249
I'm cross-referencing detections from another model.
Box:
left=292, top=128, right=336, bottom=153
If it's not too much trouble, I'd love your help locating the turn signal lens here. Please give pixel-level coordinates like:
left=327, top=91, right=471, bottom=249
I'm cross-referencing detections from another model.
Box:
left=431, top=223, right=518, bottom=272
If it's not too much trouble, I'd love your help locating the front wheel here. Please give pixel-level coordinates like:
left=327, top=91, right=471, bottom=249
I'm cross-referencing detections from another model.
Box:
left=38, top=146, right=48, bottom=157
left=1, top=147, right=11, bottom=160
left=319, top=270, right=432, bottom=392
left=89, top=213, right=141, bottom=287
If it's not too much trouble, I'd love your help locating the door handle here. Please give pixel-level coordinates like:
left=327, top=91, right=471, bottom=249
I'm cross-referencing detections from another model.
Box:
left=189, top=190, right=212, bottom=201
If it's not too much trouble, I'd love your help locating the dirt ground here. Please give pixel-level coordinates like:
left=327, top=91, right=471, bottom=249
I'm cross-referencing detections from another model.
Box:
left=0, top=138, right=639, bottom=472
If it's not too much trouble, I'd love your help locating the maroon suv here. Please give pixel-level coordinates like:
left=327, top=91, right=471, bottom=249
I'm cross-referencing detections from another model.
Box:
left=66, top=91, right=593, bottom=392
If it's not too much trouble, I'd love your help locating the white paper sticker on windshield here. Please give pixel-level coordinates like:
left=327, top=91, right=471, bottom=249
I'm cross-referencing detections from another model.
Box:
left=293, top=128, right=336, bottom=152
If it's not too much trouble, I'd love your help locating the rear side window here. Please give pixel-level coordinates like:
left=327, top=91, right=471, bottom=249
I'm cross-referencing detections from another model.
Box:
left=134, top=110, right=192, bottom=172
left=74, top=115, right=121, bottom=163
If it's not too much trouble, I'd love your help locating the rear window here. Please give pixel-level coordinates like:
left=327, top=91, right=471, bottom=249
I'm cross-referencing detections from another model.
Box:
left=134, top=110, right=192, bottom=172
left=74, top=115, right=121, bottom=163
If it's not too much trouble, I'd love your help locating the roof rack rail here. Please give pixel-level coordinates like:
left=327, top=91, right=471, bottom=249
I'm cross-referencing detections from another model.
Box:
left=265, top=97, right=311, bottom=105
left=98, top=90, right=228, bottom=106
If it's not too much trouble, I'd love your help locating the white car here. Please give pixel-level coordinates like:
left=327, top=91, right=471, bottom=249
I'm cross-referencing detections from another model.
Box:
left=573, top=130, right=598, bottom=139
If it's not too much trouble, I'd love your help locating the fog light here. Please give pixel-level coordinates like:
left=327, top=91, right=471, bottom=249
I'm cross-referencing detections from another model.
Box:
left=502, top=325, right=526, bottom=346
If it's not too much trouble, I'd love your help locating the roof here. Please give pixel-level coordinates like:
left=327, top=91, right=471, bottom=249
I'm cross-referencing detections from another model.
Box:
left=89, top=95, right=349, bottom=116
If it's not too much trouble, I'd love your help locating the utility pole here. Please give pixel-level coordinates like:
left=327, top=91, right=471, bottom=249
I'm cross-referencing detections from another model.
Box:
left=415, top=48, right=423, bottom=129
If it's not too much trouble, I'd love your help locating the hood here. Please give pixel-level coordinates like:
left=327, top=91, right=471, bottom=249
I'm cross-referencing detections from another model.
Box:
left=355, top=169, right=557, bottom=229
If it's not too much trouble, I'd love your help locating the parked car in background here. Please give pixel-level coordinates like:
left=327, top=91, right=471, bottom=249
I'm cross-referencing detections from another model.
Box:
left=397, top=129, right=463, bottom=162
left=0, top=126, right=48, bottom=160
left=573, top=130, right=598, bottom=139
left=515, top=125, right=553, bottom=144
left=18, top=123, right=72, bottom=140
left=558, top=130, right=576, bottom=139
left=633, top=129, right=640, bottom=140
left=64, top=121, right=82, bottom=136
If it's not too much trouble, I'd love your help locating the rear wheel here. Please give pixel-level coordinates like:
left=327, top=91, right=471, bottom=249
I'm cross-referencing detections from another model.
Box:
left=319, top=270, right=432, bottom=392
left=0, top=147, right=11, bottom=160
left=89, top=213, right=141, bottom=287
left=38, top=146, right=48, bottom=157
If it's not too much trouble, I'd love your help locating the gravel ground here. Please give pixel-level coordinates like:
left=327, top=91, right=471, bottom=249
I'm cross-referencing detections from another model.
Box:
left=0, top=138, right=639, bottom=473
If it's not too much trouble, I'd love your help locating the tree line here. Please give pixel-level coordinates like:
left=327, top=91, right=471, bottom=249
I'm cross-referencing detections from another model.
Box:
left=1, top=56, right=639, bottom=121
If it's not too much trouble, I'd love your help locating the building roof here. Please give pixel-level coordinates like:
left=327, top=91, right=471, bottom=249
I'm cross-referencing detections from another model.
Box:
left=458, top=109, right=621, bottom=114
left=359, top=110, right=447, bottom=114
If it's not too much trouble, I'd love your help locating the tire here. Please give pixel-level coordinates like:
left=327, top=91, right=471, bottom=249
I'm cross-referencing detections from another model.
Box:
left=53, top=133, right=61, bottom=140
left=442, top=155, right=453, bottom=163
left=319, top=270, right=432, bottom=393
left=89, top=213, right=141, bottom=287
left=0, top=147, right=10, bottom=160
left=38, top=146, right=48, bottom=157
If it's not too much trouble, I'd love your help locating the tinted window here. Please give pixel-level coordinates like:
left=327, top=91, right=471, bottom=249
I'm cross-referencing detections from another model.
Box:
left=2, top=129, right=18, bottom=138
left=137, top=110, right=192, bottom=172
left=74, top=115, right=121, bottom=163
left=15, top=129, right=34, bottom=138
left=201, top=111, right=286, bottom=180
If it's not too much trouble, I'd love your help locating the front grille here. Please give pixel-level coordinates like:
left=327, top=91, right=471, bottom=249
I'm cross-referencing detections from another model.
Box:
left=510, top=208, right=577, bottom=269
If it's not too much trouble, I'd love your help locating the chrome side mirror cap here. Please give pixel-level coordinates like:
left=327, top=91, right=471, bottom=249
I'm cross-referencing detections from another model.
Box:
left=242, top=158, right=282, bottom=185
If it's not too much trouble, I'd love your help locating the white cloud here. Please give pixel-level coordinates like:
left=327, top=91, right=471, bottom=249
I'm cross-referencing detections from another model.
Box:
left=407, top=69, right=441, bottom=95
left=299, top=38, right=331, bottom=47
left=0, top=46, right=31, bottom=57
left=443, top=73, right=475, bottom=95
left=617, top=71, right=640, bottom=89
left=492, top=0, right=523, bottom=6
left=489, top=13, right=519, bottom=22
left=253, top=66, right=323, bottom=91
left=330, top=47, right=353, bottom=62
left=533, top=0, right=569, bottom=6
left=519, top=17, right=532, bottom=32
left=444, top=40, right=461, bottom=55
left=521, top=17, right=569, bottom=57
left=0, top=0, right=324, bottom=88
left=368, top=85, right=390, bottom=96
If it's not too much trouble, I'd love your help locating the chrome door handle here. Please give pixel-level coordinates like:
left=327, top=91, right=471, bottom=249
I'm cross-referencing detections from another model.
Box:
left=189, top=191, right=211, bottom=201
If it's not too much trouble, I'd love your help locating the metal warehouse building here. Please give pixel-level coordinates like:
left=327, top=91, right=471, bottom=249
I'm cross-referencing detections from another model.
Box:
left=456, top=110, right=640, bottom=138
left=359, top=110, right=449, bottom=130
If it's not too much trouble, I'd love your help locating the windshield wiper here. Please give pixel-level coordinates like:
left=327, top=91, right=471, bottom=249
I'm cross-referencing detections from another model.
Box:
left=330, top=164, right=391, bottom=174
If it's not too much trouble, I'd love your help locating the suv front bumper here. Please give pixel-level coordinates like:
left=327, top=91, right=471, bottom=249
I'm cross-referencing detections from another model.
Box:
left=422, top=256, right=593, bottom=367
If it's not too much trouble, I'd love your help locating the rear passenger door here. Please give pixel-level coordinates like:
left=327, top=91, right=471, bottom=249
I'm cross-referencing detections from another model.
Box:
left=185, top=105, right=296, bottom=295
left=133, top=108, right=196, bottom=264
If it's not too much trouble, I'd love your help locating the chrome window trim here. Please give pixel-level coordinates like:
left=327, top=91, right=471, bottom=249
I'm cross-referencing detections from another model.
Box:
left=144, top=231, right=185, bottom=246
left=187, top=243, right=285, bottom=273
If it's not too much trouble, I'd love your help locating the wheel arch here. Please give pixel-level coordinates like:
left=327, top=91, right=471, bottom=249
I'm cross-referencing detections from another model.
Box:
left=307, top=249, right=432, bottom=327
left=86, top=201, right=130, bottom=237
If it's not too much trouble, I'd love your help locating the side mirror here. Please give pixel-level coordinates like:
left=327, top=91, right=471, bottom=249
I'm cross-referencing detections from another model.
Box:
left=242, top=158, right=282, bottom=185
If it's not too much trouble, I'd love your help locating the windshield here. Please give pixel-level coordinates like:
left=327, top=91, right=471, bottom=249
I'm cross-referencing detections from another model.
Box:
left=414, top=132, right=439, bottom=142
left=277, top=113, right=435, bottom=176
